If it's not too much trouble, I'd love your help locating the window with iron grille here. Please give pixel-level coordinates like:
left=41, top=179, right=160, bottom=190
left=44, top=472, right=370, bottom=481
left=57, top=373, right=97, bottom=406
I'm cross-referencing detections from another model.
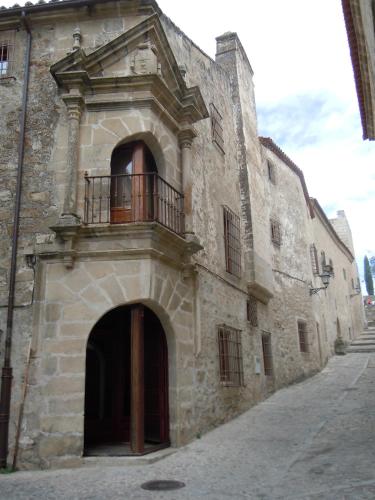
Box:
left=310, top=244, right=319, bottom=275
left=210, top=102, right=224, bottom=153
left=270, top=219, right=281, bottom=246
left=0, top=36, right=14, bottom=79
left=217, top=325, right=244, bottom=386
left=267, top=160, right=276, bottom=184
left=297, top=320, right=308, bottom=353
left=247, top=296, right=258, bottom=327
left=223, top=206, right=241, bottom=277
left=261, top=332, right=273, bottom=376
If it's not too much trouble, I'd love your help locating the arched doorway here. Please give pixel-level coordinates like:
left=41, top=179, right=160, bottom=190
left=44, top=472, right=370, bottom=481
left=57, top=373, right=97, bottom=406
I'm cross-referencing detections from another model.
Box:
left=110, top=141, right=158, bottom=224
left=84, top=304, right=169, bottom=456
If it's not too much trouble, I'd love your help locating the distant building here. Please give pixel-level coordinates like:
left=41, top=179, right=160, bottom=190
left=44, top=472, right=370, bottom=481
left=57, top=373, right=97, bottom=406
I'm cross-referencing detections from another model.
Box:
left=0, top=0, right=365, bottom=469
left=342, top=0, right=375, bottom=140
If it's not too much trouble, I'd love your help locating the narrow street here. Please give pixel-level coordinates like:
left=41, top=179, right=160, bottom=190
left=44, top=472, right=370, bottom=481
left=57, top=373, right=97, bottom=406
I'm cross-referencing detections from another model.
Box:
left=1, top=352, right=375, bottom=500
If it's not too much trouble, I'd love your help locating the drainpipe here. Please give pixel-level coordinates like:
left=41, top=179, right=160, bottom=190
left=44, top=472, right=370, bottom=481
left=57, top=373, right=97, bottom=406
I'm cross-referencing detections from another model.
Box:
left=0, top=11, right=31, bottom=469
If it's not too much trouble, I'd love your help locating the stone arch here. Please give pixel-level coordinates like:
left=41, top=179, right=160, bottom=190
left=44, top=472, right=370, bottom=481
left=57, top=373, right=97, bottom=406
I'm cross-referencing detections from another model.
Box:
left=85, top=298, right=178, bottom=446
left=112, top=131, right=166, bottom=178
left=84, top=300, right=174, bottom=454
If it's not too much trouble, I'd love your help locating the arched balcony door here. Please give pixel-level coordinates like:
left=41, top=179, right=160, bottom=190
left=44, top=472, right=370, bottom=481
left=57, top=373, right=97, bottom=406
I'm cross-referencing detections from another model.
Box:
left=110, top=141, right=158, bottom=224
left=84, top=304, right=170, bottom=456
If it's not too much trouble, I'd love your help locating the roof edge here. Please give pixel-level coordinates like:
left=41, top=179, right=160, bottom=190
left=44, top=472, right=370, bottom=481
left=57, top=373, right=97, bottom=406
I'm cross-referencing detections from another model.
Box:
left=259, top=136, right=314, bottom=218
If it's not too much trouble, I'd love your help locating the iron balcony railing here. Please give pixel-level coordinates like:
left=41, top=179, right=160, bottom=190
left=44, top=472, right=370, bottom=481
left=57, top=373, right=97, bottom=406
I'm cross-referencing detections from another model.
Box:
left=84, top=172, right=185, bottom=236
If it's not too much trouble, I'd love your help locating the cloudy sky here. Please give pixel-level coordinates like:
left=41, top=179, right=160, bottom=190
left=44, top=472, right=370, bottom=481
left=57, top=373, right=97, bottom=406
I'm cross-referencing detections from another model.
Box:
left=2, top=0, right=374, bottom=284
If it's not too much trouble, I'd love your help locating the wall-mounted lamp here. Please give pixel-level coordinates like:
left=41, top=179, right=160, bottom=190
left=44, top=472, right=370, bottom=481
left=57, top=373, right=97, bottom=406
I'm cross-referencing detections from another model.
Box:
left=25, top=254, right=36, bottom=268
left=310, top=267, right=331, bottom=295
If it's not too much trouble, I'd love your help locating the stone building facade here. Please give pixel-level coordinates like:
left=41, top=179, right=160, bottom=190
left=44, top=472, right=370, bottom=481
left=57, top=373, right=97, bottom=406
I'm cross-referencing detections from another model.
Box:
left=0, top=0, right=364, bottom=469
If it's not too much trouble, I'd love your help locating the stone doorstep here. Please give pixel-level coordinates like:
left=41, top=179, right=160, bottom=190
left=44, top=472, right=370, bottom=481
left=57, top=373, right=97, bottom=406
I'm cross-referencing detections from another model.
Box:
left=82, top=447, right=177, bottom=467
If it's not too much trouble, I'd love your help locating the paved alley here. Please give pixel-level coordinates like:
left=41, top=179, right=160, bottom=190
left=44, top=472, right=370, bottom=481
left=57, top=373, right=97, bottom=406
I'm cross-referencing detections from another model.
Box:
left=1, top=352, right=375, bottom=500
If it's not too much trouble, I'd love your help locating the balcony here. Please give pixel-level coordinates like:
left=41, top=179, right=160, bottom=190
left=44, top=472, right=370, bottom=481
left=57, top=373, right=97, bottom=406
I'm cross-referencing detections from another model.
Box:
left=84, top=173, right=185, bottom=236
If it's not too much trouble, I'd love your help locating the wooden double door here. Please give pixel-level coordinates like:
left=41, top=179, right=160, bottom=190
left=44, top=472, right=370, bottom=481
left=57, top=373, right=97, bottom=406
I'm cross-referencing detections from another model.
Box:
left=110, top=141, right=158, bottom=224
left=84, top=304, right=169, bottom=454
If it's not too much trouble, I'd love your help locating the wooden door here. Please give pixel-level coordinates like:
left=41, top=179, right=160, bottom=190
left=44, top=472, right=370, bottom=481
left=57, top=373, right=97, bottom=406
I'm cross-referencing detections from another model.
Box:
left=144, top=315, right=169, bottom=445
left=110, top=142, right=148, bottom=224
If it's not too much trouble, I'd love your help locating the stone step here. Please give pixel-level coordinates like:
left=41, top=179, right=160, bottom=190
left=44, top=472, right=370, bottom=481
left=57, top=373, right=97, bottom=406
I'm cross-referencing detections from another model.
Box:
left=351, top=339, right=375, bottom=346
left=82, top=447, right=176, bottom=467
left=347, top=345, right=375, bottom=353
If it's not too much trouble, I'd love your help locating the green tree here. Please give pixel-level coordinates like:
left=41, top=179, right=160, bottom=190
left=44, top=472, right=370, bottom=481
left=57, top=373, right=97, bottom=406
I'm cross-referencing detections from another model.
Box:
left=364, top=255, right=374, bottom=296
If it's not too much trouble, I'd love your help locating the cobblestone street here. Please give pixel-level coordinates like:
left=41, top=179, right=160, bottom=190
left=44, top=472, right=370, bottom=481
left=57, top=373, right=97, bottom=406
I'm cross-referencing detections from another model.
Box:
left=1, top=352, right=375, bottom=500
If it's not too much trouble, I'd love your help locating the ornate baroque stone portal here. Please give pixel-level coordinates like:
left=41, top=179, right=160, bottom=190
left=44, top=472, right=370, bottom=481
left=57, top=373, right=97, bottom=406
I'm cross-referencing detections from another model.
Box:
left=48, top=13, right=208, bottom=270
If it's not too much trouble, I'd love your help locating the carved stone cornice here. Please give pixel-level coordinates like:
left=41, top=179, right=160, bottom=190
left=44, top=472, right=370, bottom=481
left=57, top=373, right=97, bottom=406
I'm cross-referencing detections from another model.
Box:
left=44, top=222, right=203, bottom=271
left=62, top=92, right=84, bottom=120
left=178, top=128, right=197, bottom=149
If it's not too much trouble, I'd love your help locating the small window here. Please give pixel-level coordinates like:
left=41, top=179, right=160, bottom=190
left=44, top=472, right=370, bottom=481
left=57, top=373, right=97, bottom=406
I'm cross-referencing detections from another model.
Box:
left=218, top=325, right=244, bottom=386
left=297, top=320, right=308, bottom=353
left=0, top=35, right=14, bottom=79
left=310, top=244, right=319, bottom=275
left=343, top=268, right=347, bottom=280
left=270, top=219, right=281, bottom=246
left=247, top=296, right=258, bottom=327
left=223, top=206, right=241, bottom=277
left=0, top=41, right=9, bottom=77
left=210, top=102, right=224, bottom=153
left=267, top=160, right=276, bottom=184
left=261, top=332, right=273, bottom=376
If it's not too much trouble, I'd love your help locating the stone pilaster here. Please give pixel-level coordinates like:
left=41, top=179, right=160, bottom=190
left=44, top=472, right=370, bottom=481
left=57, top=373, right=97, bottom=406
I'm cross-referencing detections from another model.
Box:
left=61, top=91, right=83, bottom=223
left=178, top=128, right=196, bottom=236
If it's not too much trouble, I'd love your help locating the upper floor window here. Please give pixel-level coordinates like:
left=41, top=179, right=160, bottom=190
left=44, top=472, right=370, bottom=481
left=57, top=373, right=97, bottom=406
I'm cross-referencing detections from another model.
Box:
left=218, top=325, right=244, bottom=386
left=210, top=102, right=224, bottom=153
left=247, top=296, right=258, bottom=327
left=267, top=160, right=276, bottom=184
left=310, top=244, right=319, bottom=275
left=0, top=39, right=11, bottom=78
left=343, top=268, right=347, bottom=280
left=270, top=219, right=281, bottom=246
left=223, top=206, right=241, bottom=277
left=297, top=320, right=308, bottom=353
left=261, top=332, right=273, bottom=376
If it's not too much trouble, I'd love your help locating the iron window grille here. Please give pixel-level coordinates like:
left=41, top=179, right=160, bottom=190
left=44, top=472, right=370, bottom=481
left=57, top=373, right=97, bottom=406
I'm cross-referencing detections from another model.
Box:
left=247, top=296, right=258, bottom=327
left=267, top=160, right=276, bottom=184
left=0, top=34, right=14, bottom=79
left=310, top=244, right=319, bottom=275
left=217, top=325, right=244, bottom=387
left=270, top=219, right=281, bottom=246
left=223, top=205, right=241, bottom=277
left=210, top=102, right=225, bottom=153
left=261, top=332, right=273, bottom=376
left=297, top=320, right=308, bottom=353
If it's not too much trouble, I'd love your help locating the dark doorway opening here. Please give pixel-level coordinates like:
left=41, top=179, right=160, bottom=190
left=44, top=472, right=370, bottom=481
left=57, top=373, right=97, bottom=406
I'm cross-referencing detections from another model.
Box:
left=84, top=304, right=169, bottom=456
